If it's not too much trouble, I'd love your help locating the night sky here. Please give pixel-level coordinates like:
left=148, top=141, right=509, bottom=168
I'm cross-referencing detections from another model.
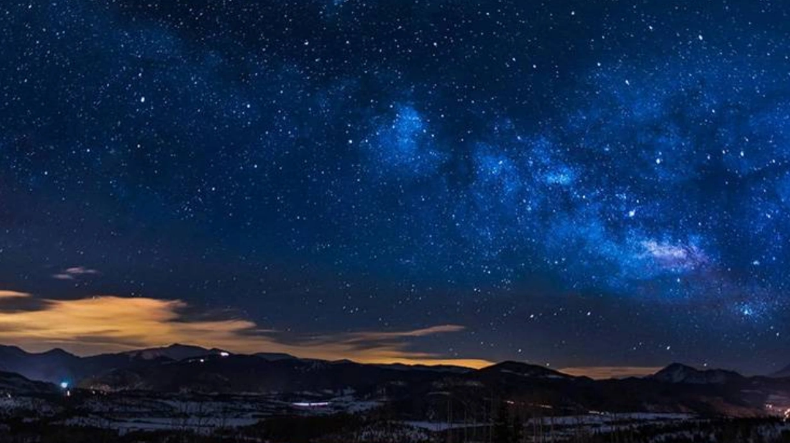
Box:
left=1, top=0, right=790, bottom=376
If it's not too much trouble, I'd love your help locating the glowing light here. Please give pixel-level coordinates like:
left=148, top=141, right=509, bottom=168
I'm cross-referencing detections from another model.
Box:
left=220, top=351, right=230, bottom=357
left=60, top=381, right=69, bottom=389
left=292, top=402, right=330, bottom=408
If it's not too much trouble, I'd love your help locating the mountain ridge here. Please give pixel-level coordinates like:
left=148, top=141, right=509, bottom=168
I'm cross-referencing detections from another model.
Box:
left=2, top=344, right=790, bottom=418
left=652, top=363, right=745, bottom=384
left=1, top=343, right=766, bottom=384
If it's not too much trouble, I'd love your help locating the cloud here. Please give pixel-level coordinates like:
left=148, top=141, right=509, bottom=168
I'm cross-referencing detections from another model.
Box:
left=343, top=324, right=466, bottom=342
left=0, top=290, right=490, bottom=368
left=0, top=291, right=30, bottom=299
left=560, top=366, right=661, bottom=379
left=52, top=266, right=100, bottom=281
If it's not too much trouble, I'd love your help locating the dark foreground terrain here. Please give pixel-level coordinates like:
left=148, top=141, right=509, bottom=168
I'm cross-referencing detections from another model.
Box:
left=1, top=411, right=789, bottom=443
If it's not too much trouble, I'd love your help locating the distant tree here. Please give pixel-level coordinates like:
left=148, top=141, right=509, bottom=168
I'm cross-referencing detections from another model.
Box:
left=493, top=402, right=511, bottom=443
left=511, top=415, right=523, bottom=443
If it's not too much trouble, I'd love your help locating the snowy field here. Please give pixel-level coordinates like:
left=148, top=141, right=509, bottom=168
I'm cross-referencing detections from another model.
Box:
left=2, top=390, right=790, bottom=442
left=0, top=389, right=384, bottom=435
left=406, top=412, right=694, bottom=431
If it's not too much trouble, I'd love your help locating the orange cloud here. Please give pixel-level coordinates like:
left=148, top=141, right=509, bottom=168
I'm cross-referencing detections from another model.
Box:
left=0, top=290, right=30, bottom=299
left=560, top=366, right=661, bottom=379
left=343, top=324, right=466, bottom=342
left=0, top=290, right=492, bottom=368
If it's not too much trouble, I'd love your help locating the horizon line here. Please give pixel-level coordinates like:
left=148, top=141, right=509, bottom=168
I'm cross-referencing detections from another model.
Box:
left=0, top=341, right=746, bottom=379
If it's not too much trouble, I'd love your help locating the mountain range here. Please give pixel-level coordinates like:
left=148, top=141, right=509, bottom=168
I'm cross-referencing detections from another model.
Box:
left=0, top=370, right=57, bottom=395
left=2, top=344, right=790, bottom=418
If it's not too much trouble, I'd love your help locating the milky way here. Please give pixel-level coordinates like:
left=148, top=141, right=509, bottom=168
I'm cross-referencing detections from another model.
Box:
left=1, top=0, right=789, bottom=374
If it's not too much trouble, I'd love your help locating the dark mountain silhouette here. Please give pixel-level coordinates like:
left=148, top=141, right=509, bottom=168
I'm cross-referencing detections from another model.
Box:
left=478, top=361, right=573, bottom=379
left=0, top=344, right=468, bottom=386
left=3, top=344, right=790, bottom=418
left=122, top=343, right=228, bottom=361
left=254, top=352, right=298, bottom=361
left=0, top=345, right=83, bottom=384
left=652, top=363, right=745, bottom=384
left=0, top=344, right=194, bottom=384
left=81, top=354, right=434, bottom=394
left=0, top=370, right=57, bottom=395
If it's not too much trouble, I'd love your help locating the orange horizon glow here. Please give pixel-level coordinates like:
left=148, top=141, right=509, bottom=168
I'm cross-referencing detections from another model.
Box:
left=0, top=289, right=493, bottom=368
left=0, top=289, right=662, bottom=377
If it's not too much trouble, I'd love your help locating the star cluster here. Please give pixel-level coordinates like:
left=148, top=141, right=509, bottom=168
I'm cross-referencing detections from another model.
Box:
left=1, top=0, right=789, bottom=374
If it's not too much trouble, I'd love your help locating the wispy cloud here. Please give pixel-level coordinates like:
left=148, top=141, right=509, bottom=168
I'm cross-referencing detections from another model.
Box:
left=0, top=290, right=30, bottom=299
left=343, top=324, right=466, bottom=342
left=0, top=290, right=491, bottom=368
left=52, top=266, right=100, bottom=281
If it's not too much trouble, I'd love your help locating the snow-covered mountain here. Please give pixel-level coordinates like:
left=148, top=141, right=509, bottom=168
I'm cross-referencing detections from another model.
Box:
left=122, top=344, right=228, bottom=361
left=478, top=361, right=573, bottom=379
left=652, top=363, right=744, bottom=384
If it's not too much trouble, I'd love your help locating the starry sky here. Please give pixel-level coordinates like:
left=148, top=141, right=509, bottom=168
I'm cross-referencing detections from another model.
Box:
left=1, top=0, right=790, bottom=376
